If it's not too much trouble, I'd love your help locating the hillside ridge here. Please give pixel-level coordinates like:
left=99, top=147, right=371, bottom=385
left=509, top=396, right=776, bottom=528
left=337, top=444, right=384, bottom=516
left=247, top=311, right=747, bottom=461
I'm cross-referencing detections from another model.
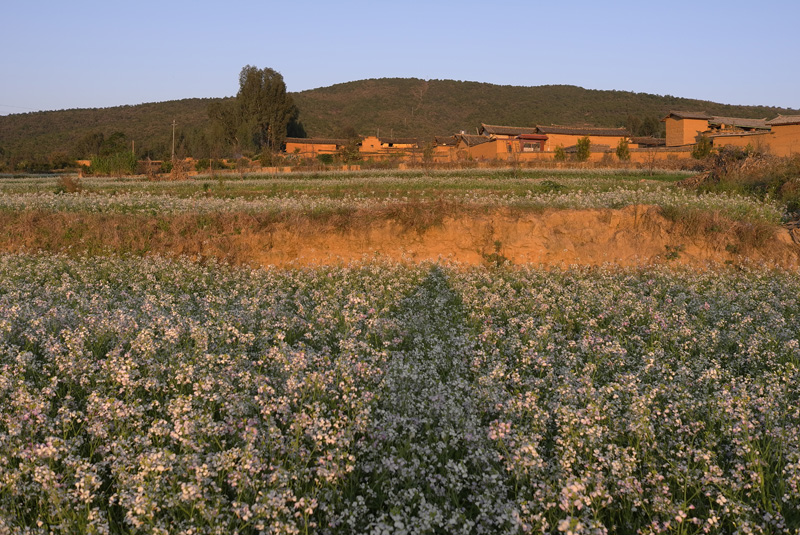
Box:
left=1, top=78, right=797, bottom=161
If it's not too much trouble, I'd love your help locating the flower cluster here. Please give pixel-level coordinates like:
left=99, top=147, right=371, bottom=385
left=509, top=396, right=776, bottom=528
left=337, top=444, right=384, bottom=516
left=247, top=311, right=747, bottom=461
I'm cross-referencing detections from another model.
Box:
left=1, top=254, right=799, bottom=533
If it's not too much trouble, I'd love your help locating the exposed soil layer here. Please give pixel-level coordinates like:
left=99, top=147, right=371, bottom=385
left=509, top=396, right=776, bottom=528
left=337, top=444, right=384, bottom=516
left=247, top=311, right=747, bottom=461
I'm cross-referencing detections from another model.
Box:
left=252, top=205, right=799, bottom=268
left=2, top=205, right=798, bottom=268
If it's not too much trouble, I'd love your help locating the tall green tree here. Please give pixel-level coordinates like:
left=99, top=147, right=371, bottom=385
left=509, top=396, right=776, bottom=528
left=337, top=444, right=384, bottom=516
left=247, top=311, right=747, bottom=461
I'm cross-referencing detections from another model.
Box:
left=208, top=66, right=299, bottom=155
left=73, top=132, right=105, bottom=158
left=208, top=99, right=240, bottom=150
left=626, top=114, right=664, bottom=138
left=238, top=65, right=297, bottom=151
left=100, top=132, right=128, bottom=156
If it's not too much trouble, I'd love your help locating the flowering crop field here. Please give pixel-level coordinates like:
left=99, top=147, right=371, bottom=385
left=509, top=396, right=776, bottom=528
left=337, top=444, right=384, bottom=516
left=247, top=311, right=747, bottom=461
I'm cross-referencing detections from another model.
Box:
left=0, top=168, right=785, bottom=228
left=2, top=253, right=799, bottom=534
left=0, top=188, right=783, bottom=225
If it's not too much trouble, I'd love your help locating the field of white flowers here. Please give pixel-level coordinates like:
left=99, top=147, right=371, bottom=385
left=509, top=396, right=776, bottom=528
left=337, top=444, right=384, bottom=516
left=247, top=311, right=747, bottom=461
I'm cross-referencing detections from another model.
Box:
left=2, top=253, right=799, bottom=534
left=0, top=187, right=783, bottom=224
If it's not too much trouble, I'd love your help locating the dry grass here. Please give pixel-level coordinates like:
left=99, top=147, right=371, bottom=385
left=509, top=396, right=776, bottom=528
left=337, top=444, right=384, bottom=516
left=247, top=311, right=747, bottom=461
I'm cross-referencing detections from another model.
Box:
left=55, top=175, right=82, bottom=193
left=659, top=205, right=777, bottom=251
left=0, top=202, right=473, bottom=263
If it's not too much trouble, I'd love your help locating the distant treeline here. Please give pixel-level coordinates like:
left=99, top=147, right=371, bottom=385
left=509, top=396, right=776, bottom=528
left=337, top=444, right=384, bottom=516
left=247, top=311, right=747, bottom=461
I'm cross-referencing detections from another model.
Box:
left=1, top=78, right=796, bottom=172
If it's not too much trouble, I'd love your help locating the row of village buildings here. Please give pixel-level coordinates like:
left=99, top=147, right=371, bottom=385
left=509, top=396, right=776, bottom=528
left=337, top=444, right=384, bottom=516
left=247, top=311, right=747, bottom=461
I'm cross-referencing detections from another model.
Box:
left=285, top=112, right=800, bottom=164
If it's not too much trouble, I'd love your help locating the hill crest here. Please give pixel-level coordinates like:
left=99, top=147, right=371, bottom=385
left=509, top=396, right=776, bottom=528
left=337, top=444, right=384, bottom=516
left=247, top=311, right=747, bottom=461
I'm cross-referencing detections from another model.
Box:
left=1, top=78, right=796, bottom=162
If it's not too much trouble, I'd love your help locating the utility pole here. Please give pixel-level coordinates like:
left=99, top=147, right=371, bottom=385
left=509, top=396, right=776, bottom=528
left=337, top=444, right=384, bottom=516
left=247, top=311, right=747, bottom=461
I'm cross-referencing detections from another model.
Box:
left=171, top=120, right=177, bottom=161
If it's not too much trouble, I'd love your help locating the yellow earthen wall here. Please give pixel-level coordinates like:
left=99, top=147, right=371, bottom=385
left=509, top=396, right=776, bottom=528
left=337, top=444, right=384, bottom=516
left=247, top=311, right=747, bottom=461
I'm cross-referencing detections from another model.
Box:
left=433, top=146, right=456, bottom=163
left=768, top=125, right=800, bottom=157
left=383, top=142, right=416, bottom=149
left=359, top=136, right=381, bottom=153
left=467, top=140, right=506, bottom=160
left=628, top=148, right=692, bottom=163
left=285, top=142, right=339, bottom=157
left=710, top=133, right=771, bottom=153
left=665, top=117, right=709, bottom=147
left=710, top=127, right=800, bottom=157
left=544, top=134, right=627, bottom=152
left=462, top=145, right=693, bottom=164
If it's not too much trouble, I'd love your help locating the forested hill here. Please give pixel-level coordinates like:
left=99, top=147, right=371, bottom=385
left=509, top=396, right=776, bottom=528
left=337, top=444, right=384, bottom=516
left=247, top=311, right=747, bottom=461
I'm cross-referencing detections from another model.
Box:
left=1, top=78, right=797, bottom=163
left=292, top=78, right=795, bottom=139
left=0, top=98, right=224, bottom=163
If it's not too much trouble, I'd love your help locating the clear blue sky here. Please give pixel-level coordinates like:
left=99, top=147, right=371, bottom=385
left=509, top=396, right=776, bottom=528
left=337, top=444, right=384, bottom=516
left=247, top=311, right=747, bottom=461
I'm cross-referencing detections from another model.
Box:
left=1, top=0, right=798, bottom=115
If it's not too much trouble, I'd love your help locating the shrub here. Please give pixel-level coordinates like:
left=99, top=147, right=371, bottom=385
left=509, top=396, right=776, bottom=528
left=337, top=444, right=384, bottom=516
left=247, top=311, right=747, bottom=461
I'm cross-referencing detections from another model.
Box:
left=691, top=135, right=714, bottom=159
left=337, top=140, right=362, bottom=163
left=553, top=145, right=566, bottom=162
left=90, top=152, right=137, bottom=176
left=259, top=152, right=274, bottom=167
left=616, top=138, right=631, bottom=161
left=575, top=136, right=591, bottom=162
left=55, top=175, right=82, bottom=193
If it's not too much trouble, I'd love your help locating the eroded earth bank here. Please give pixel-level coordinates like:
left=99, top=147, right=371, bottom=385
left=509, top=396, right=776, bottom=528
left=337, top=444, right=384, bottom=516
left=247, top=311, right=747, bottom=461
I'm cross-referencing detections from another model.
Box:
left=3, top=204, right=798, bottom=268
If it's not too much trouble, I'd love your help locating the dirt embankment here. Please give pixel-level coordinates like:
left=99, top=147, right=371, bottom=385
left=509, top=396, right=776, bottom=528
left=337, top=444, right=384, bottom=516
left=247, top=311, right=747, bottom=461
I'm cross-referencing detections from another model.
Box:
left=2, top=205, right=798, bottom=268
left=252, top=205, right=799, bottom=267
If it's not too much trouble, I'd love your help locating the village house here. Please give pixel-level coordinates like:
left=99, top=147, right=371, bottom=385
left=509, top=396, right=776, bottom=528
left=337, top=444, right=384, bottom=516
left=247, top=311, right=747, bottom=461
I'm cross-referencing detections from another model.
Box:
left=480, top=123, right=630, bottom=152
left=662, top=111, right=770, bottom=148
left=279, top=109, right=800, bottom=166
left=666, top=110, right=800, bottom=157
left=476, top=124, right=548, bottom=158
left=662, top=111, right=713, bottom=146
left=431, top=136, right=457, bottom=162
left=463, top=123, right=629, bottom=160
left=453, top=133, right=492, bottom=160
left=478, top=124, right=541, bottom=139
left=535, top=125, right=629, bottom=152
left=706, top=130, right=771, bottom=153
left=284, top=137, right=349, bottom=157
left=359, top=136, right=420, bottom=160
left=707, top=116, right=769, bottom=133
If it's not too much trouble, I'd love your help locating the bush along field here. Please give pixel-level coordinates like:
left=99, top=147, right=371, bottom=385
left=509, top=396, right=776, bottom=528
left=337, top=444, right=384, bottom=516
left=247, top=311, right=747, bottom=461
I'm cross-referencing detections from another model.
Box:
left=1, top=254, right=799, bottom=534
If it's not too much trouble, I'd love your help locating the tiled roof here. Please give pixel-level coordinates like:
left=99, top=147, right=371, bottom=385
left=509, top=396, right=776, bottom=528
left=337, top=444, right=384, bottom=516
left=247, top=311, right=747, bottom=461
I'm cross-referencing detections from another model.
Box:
left=708, top=116, right=769, bottom=129
left=455, top=134, right=492, bottom=147
left=434, top=136, right=457, bottom=146
left=517, top=134, right=548, bottom=140
left=480, top=124, right=540, bottom=136
left=631, top=136, right=666, bottom=146
left=537, top=125, right=630, bottom=136
left=707, top=131, right=768, bottom=138
left=663, top=111, right=712, bottom=120
left=380, top=137, right=419, bottom=145
left=285, top=137, right=349, bottom=145
left=767, top=115, right=800, bottom=126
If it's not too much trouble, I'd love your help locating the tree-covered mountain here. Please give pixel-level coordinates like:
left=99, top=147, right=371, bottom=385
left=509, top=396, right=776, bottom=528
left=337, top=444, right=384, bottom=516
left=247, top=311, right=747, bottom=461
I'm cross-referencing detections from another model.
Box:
left=1, top=78, right=796, bottom=168
left=292, top=78, right=795, bottom=139
left=0, top=98, right=224, bottom=168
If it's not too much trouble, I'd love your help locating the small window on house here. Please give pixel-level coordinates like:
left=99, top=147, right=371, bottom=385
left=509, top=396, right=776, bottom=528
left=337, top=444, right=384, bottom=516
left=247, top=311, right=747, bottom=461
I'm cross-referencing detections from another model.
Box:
left=522, top=142, right=541, bottom=152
